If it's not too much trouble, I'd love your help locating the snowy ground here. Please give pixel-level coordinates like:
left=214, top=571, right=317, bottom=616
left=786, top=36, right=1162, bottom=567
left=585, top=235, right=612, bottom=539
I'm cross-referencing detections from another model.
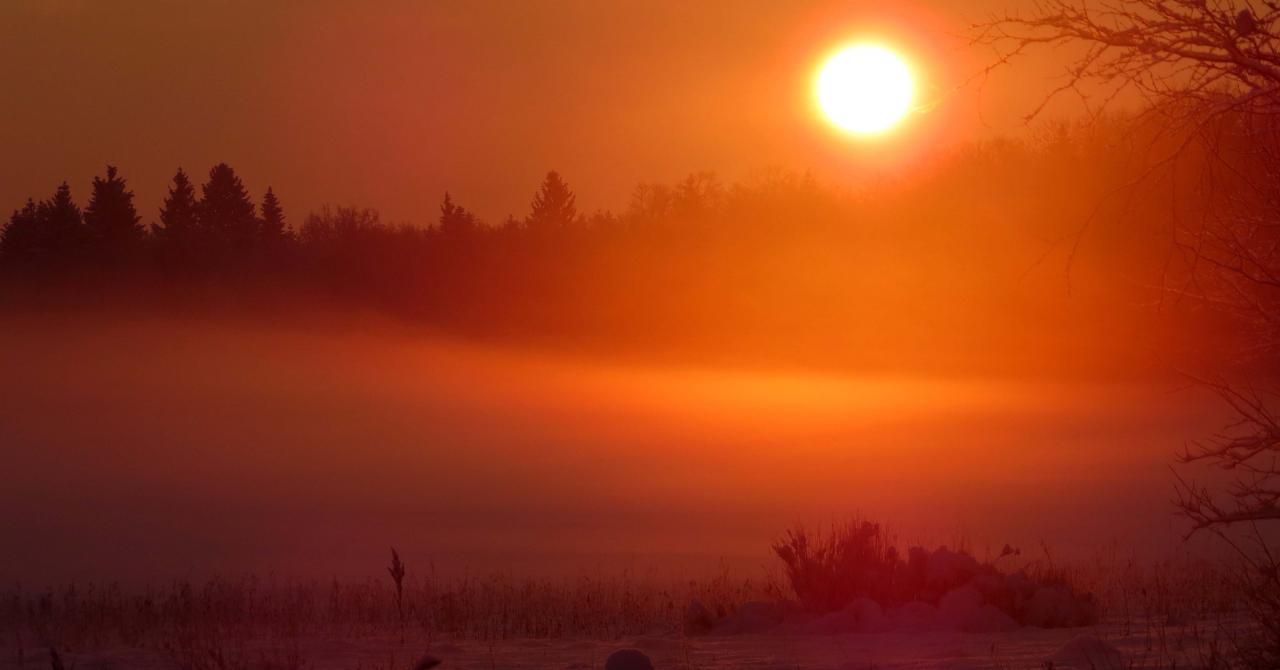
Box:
left=1, top=620, right=1229, bottom=669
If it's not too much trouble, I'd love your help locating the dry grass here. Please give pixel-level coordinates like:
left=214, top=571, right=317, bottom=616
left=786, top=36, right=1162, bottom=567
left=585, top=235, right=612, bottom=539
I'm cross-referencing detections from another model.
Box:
left=1, top=565, right=769, bottom=665
left=0, top=541, right=1262, bottom=669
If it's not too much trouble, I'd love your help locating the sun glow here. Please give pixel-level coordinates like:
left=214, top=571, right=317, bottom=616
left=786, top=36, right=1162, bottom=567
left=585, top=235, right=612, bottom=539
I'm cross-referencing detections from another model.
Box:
left=816, top=44, right=915, bottom=135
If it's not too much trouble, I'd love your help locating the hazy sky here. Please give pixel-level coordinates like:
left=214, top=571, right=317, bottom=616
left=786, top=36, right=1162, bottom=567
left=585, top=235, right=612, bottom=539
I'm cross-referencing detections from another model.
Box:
left=1, top=0, right=1064, bottom=225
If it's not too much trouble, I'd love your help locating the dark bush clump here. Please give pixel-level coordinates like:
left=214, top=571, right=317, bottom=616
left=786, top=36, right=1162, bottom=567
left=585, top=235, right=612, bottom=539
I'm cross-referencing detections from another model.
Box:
left=773, top=519, right=1095, bottom=628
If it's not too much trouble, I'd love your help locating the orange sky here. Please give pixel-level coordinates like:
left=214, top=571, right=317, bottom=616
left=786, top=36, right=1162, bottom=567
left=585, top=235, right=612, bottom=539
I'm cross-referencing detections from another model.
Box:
left=0, top=0, right=1081, bottom=225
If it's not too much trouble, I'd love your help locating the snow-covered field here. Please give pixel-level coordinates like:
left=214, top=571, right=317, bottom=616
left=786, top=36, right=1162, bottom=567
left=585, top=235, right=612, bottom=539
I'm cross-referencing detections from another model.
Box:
left=1, top=622, right=1229, bottom=670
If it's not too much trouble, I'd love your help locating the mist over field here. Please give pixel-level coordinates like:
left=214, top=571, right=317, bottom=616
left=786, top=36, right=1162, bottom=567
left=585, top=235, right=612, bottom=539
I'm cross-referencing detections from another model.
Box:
left=0, top=112, right=1253, bottom=592
left=0, top=309, right=1226, bottom=586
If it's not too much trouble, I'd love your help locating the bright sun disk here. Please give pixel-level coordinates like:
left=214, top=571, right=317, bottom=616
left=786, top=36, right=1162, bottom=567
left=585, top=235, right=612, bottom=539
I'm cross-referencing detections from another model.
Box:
left=817, top=44, right=915, bottom=135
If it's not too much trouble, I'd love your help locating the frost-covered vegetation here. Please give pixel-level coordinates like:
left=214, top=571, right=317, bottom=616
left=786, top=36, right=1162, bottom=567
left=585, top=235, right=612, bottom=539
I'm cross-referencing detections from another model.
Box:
left=769, top=520, right=1095, bottom=630
left=0, top=535, right=1256, bottom=669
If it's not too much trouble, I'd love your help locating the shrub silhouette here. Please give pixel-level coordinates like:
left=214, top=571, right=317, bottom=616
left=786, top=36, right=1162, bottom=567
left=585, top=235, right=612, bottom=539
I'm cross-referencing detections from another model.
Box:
left=773, top=519, right=1096, bottom=627
left=773, top=520, right=898, bottom=613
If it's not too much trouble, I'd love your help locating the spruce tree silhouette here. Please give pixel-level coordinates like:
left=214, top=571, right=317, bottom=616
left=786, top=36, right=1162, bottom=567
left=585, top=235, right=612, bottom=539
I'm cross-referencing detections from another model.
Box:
left=156, top=168, right=198, bottom=241
left=198, top=163, right=257, bottom=257
left=259, top=187, right=287, bottom=242
left=1, top=199, right=42, bottom=264
left=154, top=168, right=200, bottom=271
left=3, top=183, right=90, bottom=267
left=41, top=183, right=86, bottom=262
left=438, top=192, right=477, bottom=238
left=83, top=166, right=143, bottom=260
left=526, top=171, right=577, bottom=232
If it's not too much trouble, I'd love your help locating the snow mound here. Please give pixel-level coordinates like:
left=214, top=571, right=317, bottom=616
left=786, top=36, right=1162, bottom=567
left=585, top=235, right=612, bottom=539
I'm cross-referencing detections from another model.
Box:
left=888, top=601, right=939, bottom=632
left=712, top=600, right=789, bottom=635
left=412, top=654, right=442, bottom=670
left=718, top=545, right=1095, bottom=636
left=1029, top=585, right=1095, bottom=628
left=604, top=648, right=654, bottom=670
left=1049, top=635, right=1126, bottom=669
left=682, top=599, right=715, bottom=636
left=632, top=636, right=681, bottom=652
left=798, top=597, right=887, bottom=634
left=937, top=585, right=1020, bottom=633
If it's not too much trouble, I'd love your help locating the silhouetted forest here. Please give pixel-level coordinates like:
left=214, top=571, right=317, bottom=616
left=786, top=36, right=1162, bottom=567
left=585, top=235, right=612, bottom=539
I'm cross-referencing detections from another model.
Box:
left=0, top=115, right=1256, bottom=375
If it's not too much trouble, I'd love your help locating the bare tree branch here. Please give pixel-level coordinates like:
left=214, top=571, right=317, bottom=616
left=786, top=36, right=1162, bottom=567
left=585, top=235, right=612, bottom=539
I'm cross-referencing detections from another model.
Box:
left=977, top=7, right=1280, bottom=659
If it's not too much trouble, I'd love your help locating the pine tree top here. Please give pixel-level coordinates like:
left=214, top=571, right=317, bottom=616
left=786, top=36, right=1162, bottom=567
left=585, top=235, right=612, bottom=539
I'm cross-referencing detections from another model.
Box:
left=260, top=186, right=287, bottom=239
left=201, top=163, right=256, bottom=222
left=159, top=167, right=199, bottom=233
left=528, top=171, right=577, bottom=229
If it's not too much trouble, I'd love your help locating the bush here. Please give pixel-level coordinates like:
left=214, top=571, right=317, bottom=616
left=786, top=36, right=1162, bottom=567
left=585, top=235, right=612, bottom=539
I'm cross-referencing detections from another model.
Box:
left=772, top=519, right=1097, bottom=628
left=772, top=520, right=898, bottom=613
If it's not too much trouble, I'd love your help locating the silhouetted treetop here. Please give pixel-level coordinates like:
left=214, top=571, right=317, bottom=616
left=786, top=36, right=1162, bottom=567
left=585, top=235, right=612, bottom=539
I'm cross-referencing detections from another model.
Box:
left=84, top=165, right=143, bottom=256
left=527, top=171, right=577, bottom=231
left=260, top=187, right=287, bottom=241
left=156, top=168, right=198, bottom=239
left=299, top=205, right=386, bottom=247
left=0, top=183, right=86, bottom=266
left=438, top=192, right=478, bottom=238
left=627, top=172, right=724, bottom=227
left=1, top=200, right=41, bottom=263
left=198, top=163, right=257, bottom=247
left=42, top=182, right=84, bottom=242
left=41, top=184, right=87, bottom=260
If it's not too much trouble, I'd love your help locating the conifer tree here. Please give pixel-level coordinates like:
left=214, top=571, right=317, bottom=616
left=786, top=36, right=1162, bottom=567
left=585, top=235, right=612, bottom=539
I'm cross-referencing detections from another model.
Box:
left=259, top=187, right=286, bottom=241
left=0, top=199, right=41, bottom=263
left=0, top=183, right=87, bottom=266
left=43, top=182, right=83, bottom=237
left=198, top=163, right=257, bottom=250
left=83, top=165, right=143, bottom=257
left=438, top=192, right=477, bottom=238
left=156, top=168, right=198, bottom=240
left=38, top=182, right=87, bottom=263
left=526, top=171, right=577, bottom=232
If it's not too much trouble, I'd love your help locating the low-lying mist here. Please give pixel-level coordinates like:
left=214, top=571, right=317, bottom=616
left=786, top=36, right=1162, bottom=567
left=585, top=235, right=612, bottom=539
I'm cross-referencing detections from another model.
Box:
left=0, top=308, right=1227, bottom=586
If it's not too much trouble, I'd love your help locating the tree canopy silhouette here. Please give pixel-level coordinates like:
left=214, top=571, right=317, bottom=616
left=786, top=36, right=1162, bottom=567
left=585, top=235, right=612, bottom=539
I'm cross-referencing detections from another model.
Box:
left=438, top=192, right=478, bottom=239
left=1, top=200, right=42, bottom=265
left=260, top=187, right=287, bottom=243
left=1, top=183, right=86, bottom=268
left=526, top=171, right=577, bottom=232
left=0, top=144, right=1248, bottom=380
left=198, top=163, right=258, bottom=254
left=83, top=166, right=143, bottom=260
left=157, top=169, right=198, bottom=238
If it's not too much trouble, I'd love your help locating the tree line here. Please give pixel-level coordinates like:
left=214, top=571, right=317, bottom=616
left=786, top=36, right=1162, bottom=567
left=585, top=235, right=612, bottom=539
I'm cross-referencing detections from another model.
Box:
left=1, top=164, right=288, bottom=269
left=0, top=118, right=1248, bottom=375
left=0, top=163, right=594, bottom=275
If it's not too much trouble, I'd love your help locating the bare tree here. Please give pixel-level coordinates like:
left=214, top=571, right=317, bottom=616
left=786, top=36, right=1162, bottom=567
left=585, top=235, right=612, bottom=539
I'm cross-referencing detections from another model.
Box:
left=975, top=1, right=1280, bottom=328
left=976, top=2, right=1280, bottom=664
left=975, top=1, right=1280, bottom=117
left=1173, top=378, right=1280, bottom=665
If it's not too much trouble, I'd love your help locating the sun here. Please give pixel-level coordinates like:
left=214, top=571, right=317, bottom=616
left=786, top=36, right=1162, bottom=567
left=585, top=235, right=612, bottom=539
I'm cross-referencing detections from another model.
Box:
left=816, top=44, right=915, bottom=135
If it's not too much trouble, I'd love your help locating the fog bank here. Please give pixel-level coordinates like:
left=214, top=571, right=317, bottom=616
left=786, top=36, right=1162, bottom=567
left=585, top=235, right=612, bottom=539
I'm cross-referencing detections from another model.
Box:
left=0, top=312, right=1225, bottom=585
